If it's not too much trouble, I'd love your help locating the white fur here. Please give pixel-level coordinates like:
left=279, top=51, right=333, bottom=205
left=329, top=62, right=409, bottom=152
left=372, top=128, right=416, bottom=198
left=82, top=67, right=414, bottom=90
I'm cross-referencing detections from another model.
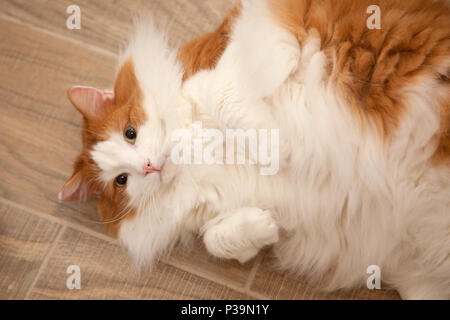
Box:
left=202, top=207, right=279, bottom=264
left=91, top=0, right=450, bottom=299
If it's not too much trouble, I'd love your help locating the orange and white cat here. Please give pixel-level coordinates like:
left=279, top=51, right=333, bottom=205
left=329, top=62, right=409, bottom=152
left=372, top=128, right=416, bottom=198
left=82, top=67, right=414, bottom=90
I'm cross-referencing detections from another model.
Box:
left=60, top=0, right=450, bottom=299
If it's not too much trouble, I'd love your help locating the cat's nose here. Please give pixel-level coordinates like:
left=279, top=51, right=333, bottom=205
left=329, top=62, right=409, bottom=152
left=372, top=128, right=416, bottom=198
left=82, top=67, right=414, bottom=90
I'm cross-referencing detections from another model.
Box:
left=142, top=160, right=158, bottom=176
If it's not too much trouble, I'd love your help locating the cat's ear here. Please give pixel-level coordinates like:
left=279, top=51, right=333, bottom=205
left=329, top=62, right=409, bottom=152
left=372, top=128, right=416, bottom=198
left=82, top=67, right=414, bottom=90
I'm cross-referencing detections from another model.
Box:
left=59, top=157, right=98, bottom=202
left=58, top=170, right=89, bottom=201
left=67, top=86, right=114, bottom=120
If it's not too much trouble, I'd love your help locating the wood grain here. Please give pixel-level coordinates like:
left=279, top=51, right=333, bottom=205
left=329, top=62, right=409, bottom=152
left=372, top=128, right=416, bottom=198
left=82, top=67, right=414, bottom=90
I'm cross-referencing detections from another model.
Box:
left=2, top=0, right=237, bottom=53
left=28, top=228, right=251, bottom=299
left=166, top=240, right=257, bottom=289
left=0, top=203, right=61, bottom=299
left=0, top=17, right=115, bottom=233
left=250, top=253, right=401, bottom=300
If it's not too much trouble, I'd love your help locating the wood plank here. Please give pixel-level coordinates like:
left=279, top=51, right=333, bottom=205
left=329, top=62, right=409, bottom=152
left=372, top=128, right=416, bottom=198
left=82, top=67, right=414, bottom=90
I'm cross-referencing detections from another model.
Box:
left=28, top=228, right=252, bottom=299
left=0, top=17, right=115, bottom=233
left=166, top=240, right=258, bottom=289
left=0, top=203, right=61, bottom=299
left=2, top=0, right=236, bottom=54
left=249, top=253, right=401, bottom=300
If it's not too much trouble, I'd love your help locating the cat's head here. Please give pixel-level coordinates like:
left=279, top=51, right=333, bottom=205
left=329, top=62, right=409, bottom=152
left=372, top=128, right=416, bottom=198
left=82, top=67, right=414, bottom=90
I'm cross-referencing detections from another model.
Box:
left=59, top=22, right=184, bottom=235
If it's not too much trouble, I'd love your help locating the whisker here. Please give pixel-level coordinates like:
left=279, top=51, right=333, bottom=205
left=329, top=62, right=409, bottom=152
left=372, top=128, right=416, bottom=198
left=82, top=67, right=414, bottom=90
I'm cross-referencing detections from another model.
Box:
left=82, top=128, right=103, bottom=138
left=75, top=202, right=133, bottom=225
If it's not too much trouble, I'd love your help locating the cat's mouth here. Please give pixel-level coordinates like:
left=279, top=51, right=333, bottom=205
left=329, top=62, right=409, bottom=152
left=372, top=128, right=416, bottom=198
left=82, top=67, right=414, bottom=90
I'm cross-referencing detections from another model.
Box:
left=142, top=158, right=161, bottom=177
left=143, top=165, right=159, bottom=176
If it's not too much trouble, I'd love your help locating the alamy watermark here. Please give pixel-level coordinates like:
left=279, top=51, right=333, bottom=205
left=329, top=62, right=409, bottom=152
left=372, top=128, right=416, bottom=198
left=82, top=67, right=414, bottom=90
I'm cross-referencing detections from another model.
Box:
left=366, top=265, right=381, bottom=290
left=66, top=5, right=81, bottom=30
left=367, top=5, right=381, bottom=30
left=66, top=265, right=81, bottom=290
left=171, top=121, right=280, bottom=176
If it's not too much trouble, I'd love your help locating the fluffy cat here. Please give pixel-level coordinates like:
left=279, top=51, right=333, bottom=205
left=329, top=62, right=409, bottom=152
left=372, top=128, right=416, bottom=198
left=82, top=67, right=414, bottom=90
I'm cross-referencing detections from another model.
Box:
left=60, top=0, right=450, bottom=299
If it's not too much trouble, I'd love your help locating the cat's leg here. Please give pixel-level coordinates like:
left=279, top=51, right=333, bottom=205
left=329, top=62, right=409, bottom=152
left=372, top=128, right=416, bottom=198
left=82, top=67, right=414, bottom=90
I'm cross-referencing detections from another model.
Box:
left=182, top=0, right=300, bottom=129
left=201, top=207, right=279, bottom=264
left=215, top=0, right=301, bottom=100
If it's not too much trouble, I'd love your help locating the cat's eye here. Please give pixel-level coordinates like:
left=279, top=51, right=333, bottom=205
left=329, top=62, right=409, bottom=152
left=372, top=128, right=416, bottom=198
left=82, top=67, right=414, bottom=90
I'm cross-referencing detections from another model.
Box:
left=115, top=174, right=128, bottom=187
left=124, top=126, right=137, bottom=144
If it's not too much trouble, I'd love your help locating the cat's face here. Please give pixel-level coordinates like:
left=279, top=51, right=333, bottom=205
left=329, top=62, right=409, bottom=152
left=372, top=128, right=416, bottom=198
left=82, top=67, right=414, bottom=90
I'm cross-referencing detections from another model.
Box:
left=60, top=56, right=181, bottom=235
left=89, top=60, right=172, bottom=200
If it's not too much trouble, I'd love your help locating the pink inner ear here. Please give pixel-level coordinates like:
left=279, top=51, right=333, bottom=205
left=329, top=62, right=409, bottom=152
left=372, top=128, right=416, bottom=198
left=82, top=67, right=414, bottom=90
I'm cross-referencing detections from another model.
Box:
left=58, top=171, right=88, bottom=202
left=67, top=86, right=114, bottom=119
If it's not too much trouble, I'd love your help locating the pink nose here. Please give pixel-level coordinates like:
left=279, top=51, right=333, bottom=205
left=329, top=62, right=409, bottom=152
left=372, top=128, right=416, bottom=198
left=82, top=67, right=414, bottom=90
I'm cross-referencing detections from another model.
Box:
left=143, top=160, right=158, bottom=176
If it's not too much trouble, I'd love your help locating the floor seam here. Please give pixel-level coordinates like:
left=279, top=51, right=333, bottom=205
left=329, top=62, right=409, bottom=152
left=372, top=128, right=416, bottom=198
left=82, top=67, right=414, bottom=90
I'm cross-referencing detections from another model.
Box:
left=243, top=251, right=265, bottom=294
left=24, top=225, right=67, bottom=299
left=0, top=197, right=265, bottom=298
left=166, top=259, right=263, bottom=300
left=0, top=197, right=115, bottom=244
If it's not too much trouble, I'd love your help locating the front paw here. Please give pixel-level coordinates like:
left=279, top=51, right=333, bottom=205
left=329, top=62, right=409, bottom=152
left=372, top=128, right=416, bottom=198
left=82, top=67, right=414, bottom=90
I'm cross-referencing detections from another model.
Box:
left=233, top=246, right=260, bottom=264
left=202, top=208, right=279, bottom=264
left=232, top=208, right=280, bottom=263
left=244, top=209, right=279, bottom=247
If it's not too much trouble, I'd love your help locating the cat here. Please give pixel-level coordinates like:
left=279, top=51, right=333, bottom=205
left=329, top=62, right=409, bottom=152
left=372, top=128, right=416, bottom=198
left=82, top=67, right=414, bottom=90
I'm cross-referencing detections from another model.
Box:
left=60, top=0, right=450, bottom=299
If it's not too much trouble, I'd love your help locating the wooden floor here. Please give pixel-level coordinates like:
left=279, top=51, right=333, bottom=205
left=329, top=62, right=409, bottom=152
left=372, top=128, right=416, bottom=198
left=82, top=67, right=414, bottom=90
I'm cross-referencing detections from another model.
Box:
left=0, top=0, right=400, bottom=300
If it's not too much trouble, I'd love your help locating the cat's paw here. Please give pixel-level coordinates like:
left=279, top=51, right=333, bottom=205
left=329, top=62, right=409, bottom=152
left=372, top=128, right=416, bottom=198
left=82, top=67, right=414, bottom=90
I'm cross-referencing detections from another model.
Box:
left=232, top=246, right=260, bottom=264
left=202, top=208, right=279, bottom=264
left=233, top=209, right=279, bottom=264
left=244, top=209, right=279, bottom=247
left=223, top=209, right=279, bottom=264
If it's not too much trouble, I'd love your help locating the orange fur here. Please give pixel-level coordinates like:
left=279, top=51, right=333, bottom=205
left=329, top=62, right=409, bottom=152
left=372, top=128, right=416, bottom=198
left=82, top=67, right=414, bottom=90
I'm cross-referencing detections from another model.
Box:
left=271, top=0, right=450, bottom=163
left=177, top=5, right=241, bottom=80
left=432, top=92, right=450, bottom=165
